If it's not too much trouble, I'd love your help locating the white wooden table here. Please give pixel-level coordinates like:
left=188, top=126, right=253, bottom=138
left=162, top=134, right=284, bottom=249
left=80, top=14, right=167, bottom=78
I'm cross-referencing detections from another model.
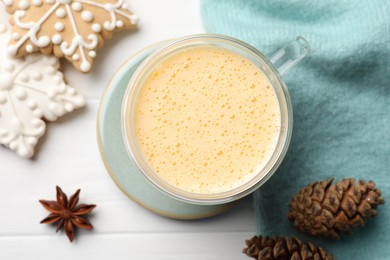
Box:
left=0, top=0, right=255, bottom=259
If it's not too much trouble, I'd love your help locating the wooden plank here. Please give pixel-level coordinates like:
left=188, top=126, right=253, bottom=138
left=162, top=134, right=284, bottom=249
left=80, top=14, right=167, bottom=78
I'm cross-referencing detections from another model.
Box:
left=0, top=232, right=253, bottom=260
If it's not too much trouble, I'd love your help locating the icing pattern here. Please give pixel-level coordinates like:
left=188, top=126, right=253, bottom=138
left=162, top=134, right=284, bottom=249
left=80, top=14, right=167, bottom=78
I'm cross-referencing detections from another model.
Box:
left=3, top=0, right=138, bottom=72
left=0, top=23, right=85, bottom=158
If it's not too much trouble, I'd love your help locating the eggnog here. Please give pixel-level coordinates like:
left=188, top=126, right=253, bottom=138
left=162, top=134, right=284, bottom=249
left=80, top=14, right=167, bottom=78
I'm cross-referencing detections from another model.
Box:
left=134, top=46, right=281, bottom=194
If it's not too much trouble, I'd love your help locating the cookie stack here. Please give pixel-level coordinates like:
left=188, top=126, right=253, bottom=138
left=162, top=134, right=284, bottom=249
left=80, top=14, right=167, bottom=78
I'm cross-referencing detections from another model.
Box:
left=0, top=0, right=138, bottom=158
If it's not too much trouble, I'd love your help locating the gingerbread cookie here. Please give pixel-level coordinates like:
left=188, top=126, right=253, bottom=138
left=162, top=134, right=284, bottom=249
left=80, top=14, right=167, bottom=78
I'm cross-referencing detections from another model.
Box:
left=3, top=0, right=138, bottom=73
left=0, top=22, right=85, bottom=158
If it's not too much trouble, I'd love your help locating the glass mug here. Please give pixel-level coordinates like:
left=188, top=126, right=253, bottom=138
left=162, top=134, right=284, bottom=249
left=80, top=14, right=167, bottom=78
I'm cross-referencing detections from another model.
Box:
left=121, top=34, right=310, bottom=205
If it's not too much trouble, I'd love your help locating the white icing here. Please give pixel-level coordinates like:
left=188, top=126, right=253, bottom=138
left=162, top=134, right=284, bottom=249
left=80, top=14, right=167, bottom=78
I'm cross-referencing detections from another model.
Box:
left=3, top=62, right=15, bottom=73
left=33, top=109, right=43, bottom=117
left=0, top=25, right=85, bottom=158
left=131, top=14, right=139, bottom=24
left=71, top=2, right=82, bottom=11
left=81, top=11, right=93, bottom=22
left=32, top=71, right=43, bottom=81
left=103, top=21, right=111, bottom=31
left=80, top=61, right=91, bottom=72
left=45, top=0, right=55, bottom=4
left=19, top=147, right=31, bottom=158
left=64, top=103, right=74, bottom=112
left=54, top=22, right=65, bottom=32
left=45, top=66, right=56, bottom=75
left=13, top=11, right=34, bottom=30
left=88, top=50, right=96, bottom=58
left=19, top=0, right=30, bottom=10
left=19, top=72, right=30, bottom=82
left=48, top=101, right=62, bottom=116
left=27, top=100, right=37, bottom=109
left=0, top=93, right=7, bottom=104
left=72, top=54, right=80, bottom=61
left=2, top=0, right=13, bottom=6
left=56, top=86, right=65, bottom=95
left=52, top=34, right=62, bottom=44
left=57, top=83, right=66, bottom=93
left=56, top=8, right=66, bottom=18
left=104, top=3, right=114, bottom=12
left=47, top=89, right=56, bottom=98
left=8, top=44, right=19, bottom=56
left=59, top=0, right=71, bottom=4
left=9, top=140, right=18, bottom=150
left=0, top=24, right=6, bottom=34
left=24, top=54, right=41, bottom=64
left=32, top=0, right=42, bottom=6
left=26, top=44, right=33, bottom=53
left=53, top=75, right=62, bottom=84
left=26, top=137, right=37, bottom=146
left=103, top=4, right=116, bottom=30
left=91, top=23, right=101, bottom=32
left=122, top=3, right=128, bottom=9
left=45, top=56, right=58, bottom=66
left=116, top=20, right=123, bottom=28
left=12, top=32, right=21, bottom=41
left=27, top=99, right=38, bottom=110
left=61, top=34, right=97, bottom=56
left=0, top=75, right=14, bottom=90
left=11, top=118, right=24, bottom=135
left=15, top=88, right=27, bottom=100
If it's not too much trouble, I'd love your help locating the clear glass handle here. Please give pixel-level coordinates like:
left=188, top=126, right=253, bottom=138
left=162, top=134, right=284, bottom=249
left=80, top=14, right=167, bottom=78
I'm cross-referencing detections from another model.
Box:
left=270, top=36, right=311, bottom=77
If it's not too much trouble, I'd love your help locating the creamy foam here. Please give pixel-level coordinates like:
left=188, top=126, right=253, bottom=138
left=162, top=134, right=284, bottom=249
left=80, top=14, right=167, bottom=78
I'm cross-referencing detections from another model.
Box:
left=134, top=46, right=281, bottom=194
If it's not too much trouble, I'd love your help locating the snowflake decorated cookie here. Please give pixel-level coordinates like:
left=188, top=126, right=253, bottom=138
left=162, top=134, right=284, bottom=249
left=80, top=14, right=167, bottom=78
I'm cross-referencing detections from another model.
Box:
left=0, top=23, right=85, bottom=158
left=3, top=0, right=138, bottom=73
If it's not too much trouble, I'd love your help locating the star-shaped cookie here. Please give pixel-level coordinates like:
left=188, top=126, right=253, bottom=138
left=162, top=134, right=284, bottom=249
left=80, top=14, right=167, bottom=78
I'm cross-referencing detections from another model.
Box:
left=0, top=22, right=85, bottom=158
left=3, top=0, right=138, bottom=73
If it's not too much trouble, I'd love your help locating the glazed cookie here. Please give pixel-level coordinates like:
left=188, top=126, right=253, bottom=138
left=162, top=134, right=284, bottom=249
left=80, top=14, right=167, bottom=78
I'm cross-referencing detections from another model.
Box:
left=0, top=23, right=85, bottom=158
left=3, top=0, right=138, bottom=73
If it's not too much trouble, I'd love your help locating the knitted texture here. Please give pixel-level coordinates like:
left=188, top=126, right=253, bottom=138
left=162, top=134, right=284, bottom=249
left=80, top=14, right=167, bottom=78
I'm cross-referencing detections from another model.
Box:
left=201, top=0, right=389, bottom=258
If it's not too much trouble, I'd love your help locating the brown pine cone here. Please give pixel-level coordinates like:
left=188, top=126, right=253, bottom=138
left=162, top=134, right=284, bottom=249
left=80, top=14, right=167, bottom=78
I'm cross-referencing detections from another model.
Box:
left=243, top=236, right=334, bottom=260
left=288, top=178, right=385, bottom=239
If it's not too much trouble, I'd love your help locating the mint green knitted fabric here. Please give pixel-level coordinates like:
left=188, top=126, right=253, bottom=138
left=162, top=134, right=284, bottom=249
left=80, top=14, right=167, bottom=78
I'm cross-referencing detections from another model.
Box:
left=201, top=0, right=389, bottom=258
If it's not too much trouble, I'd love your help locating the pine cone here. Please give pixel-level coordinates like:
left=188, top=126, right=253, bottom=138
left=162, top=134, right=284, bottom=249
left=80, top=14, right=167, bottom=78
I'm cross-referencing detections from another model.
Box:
left=243, top=236, right=334, bottom=260
left=288, top=178, right=385, bottom=239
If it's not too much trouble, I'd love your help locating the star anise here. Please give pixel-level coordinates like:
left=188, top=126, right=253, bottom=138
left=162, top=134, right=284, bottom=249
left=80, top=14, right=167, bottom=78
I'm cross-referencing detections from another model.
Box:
left=39, top=186, right=96, bottom=242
